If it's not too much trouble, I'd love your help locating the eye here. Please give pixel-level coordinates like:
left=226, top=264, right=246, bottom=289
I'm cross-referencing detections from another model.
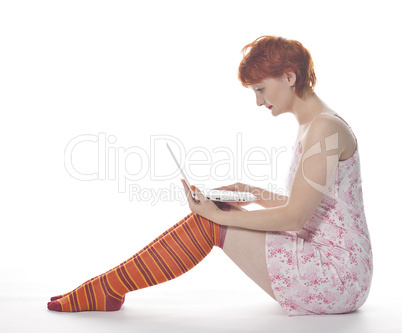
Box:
left=256, top=88, right=264, bottom=93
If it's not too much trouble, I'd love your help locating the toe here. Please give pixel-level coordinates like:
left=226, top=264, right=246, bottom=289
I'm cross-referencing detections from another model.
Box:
left=47, top=300, right=62, bottom=312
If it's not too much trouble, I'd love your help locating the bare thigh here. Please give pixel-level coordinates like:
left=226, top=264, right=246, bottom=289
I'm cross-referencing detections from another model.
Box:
left=219, top=203, right=277, bottom=301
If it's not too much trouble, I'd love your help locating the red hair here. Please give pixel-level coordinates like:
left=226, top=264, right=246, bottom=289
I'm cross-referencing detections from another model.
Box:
left=238, top=36, right=316, bottom=98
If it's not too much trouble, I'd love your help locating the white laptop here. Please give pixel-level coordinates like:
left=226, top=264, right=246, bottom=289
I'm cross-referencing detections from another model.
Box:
left=166, top=143, right=257, bottom=203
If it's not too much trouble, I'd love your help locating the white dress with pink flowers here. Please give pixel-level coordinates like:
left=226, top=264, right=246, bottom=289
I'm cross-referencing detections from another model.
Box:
left=265, top=114, right=373, bottom=316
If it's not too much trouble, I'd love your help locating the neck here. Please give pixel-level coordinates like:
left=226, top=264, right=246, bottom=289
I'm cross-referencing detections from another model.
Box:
left=290, top=92, right=328, bottom=126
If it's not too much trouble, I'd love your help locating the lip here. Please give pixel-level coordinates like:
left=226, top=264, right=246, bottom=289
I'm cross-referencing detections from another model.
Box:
left=267, top=105, right=273, bottom=110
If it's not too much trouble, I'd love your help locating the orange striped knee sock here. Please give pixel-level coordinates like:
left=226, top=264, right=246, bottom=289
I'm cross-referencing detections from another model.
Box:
left=49, top=216, right=190, bottom=302
left=47, top=212, right=227, bottom=312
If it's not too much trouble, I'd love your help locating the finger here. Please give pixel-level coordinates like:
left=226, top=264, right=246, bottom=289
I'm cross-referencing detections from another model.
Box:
left=184, top=180, right=202, bottom=205
left=211, top=185, right=229, bottom=190
left=213, top=185, right=233, bottom=191
left=190, top=185, right=204, bottom=200
left=181, top=178, right=190, bottom=190
left=181, top=179, right=193, bottom=202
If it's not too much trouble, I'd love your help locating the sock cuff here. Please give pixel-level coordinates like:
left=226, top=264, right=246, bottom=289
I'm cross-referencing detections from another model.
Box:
left=218, top=225, right=228, bottom=249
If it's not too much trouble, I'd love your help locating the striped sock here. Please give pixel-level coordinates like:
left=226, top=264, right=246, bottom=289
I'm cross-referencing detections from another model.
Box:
left=50, top=216, right=190, bottom=302
left=47, top=212, right=227, bottom=312
left=50, top=203, right=233, bottom=302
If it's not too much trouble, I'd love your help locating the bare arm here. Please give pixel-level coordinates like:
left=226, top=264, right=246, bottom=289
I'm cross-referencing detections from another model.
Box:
left=252, top=186, right=288, bottom=209
left=209, top=116, right=346, bottom=232
left=214, top=204, right=297, bottom=232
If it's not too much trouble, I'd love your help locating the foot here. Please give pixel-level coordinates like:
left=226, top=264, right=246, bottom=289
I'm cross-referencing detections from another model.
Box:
left=47, top=275, right=125, bottom=312
left=50, top=276, right=99, bottom=301
left=50, top=259, right=133, bottom=301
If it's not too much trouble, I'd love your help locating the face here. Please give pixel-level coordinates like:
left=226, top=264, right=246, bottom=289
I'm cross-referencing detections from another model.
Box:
left=251, top=72, right=296, bottom=115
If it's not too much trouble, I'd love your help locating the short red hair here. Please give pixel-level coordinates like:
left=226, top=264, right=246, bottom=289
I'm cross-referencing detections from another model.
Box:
left=238, top=36, right=316, bottom=98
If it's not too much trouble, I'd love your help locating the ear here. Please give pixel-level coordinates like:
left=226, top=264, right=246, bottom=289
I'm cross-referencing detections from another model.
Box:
left=285, top=71, right=296, bottom=87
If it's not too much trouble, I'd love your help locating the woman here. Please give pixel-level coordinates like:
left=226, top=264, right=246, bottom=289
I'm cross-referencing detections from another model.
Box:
left=47, top=35, right=373, bottom=316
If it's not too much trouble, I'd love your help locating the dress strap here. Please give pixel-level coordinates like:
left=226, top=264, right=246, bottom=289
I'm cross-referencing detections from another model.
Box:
left=334, top=114, right=358, bottom=148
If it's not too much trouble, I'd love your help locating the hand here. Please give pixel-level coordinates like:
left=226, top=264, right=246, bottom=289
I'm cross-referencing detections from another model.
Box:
left=212, top=182, right=258, bottom=207
left=181, top=179, right=222, bottom=222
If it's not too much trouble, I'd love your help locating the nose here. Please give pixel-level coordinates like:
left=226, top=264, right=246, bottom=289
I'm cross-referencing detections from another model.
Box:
left=256, top=94, right=265, bottom=107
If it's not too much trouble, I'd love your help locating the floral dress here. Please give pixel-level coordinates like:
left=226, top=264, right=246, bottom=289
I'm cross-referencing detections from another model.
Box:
left=265, top=115, right=373, bottom=316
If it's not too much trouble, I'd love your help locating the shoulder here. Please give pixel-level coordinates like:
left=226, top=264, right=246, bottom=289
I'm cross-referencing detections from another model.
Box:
left=301, top=113, right=350, bottom=160
left=309, top=113, right=349, bottom=138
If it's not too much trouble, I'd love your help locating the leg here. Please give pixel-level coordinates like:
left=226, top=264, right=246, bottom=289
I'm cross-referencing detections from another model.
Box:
left=47, top=212, right=227, bottom=312
left=50, top=217, right=193, bottom=301
left=220, top=203, right=277, bottom=301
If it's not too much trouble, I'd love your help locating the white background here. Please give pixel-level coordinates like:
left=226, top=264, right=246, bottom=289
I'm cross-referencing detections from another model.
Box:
left=1, top=1, right=401, bottom=332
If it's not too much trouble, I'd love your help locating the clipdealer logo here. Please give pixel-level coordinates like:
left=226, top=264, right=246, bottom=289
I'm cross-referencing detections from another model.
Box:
left=301, top=132, right=340, bottom=199
left=64, top=133, right=289, bottom=203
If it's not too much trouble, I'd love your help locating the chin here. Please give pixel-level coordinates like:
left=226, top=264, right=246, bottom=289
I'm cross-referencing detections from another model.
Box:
left=270, top=109, right=280, bottom=117
left=271, top=108, right=287, bottom=117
